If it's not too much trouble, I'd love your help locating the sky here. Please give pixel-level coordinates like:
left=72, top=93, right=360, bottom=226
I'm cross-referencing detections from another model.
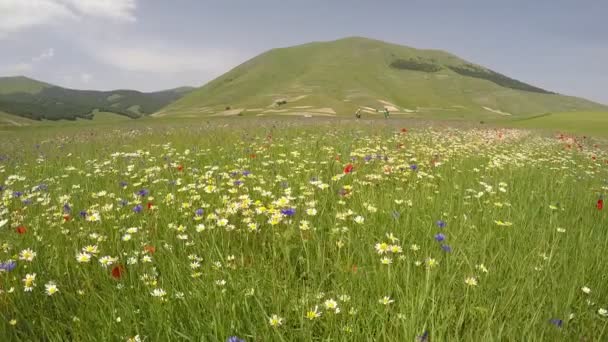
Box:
left=0, top=0, right=606, bottom=104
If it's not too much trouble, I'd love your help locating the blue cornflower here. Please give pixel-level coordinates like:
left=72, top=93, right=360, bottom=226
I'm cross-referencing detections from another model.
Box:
left=549, top=318, right=563, bottom=328
left=434, top=233, right=445, bottom=242
left=0, top=260, right=17, bottom=272
left=234, top=180, right=244, bottom=186
left=441, top=244, right=452, bottom=253
left=417, top=330, right=429, bottom=342
left=410, top=164, right=418, bottom=171
left=195, top=208, right=204, bottom=216
left=22, top=199, right=32, bottom=205
left=137, top=189, right=149, bottom=197
left=281, top=208, right=296, bottom=216
left=229, top=171, right=239, bottom=177
left=133, top=204, right=143, bottom=213
left=242, top=170, right=251, bottom=176
left=119, top=181, right=128, bottom=188
left=226, top=337, right=245, bottom=342
left=79, top=210, right=87, bottom=218
left=63, top=203, right=72, bottom=213
left=436, top=220, right=446, bottom=228
left=13, top=191, right=23, bottom=198
left=364, top=155, right=372, bottom=162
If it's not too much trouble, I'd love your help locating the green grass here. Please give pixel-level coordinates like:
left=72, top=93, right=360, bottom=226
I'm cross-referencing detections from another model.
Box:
left=1, top=118, right=607, bottom=341
left=505, top=111, right=608, bottom=137
left=0, top=76, right=50, bottom=95
left=163, top=37, right=607, bottom=118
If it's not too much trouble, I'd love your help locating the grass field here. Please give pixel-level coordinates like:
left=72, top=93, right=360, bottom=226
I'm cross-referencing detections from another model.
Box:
left=506, top=111, right=608, bottom=137
left=1, top=118, right=608, bottom=341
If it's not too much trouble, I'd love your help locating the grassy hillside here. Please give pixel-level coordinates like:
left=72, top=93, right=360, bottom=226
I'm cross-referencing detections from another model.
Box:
left=506, top=111, right=608, bottom=137
left=0, top=76, right=194, bottom=121
left=162, top=37, right=607, bottom=118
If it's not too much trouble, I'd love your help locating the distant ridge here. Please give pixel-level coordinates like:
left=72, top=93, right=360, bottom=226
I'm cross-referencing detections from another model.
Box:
left=0, top=76, right=194, bottom=121
left=162, top=36, right=607, bottom=118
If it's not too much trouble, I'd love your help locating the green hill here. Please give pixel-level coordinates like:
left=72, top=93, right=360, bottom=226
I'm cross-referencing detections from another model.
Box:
left=161, top=37, right=608, bottom=119
left=0, top=76, right=194, bottom=121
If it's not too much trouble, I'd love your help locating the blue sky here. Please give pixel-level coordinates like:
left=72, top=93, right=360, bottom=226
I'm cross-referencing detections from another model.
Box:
left=1, top=0, right=606, bottom=104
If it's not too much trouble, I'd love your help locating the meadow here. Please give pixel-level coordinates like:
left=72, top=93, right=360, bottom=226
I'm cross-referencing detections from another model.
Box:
left=1, top=118, right=608, bottom=341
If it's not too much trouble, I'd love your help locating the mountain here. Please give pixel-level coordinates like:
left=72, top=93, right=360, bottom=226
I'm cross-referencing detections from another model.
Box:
left=161, top=37, right=607, bottom=119
left=0, top=76, right=194, bottom=121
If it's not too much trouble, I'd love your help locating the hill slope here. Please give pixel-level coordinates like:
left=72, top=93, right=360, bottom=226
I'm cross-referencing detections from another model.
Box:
left=161, top=37, right=608, bottom=118
left=0, top=76, right=194, bottom=120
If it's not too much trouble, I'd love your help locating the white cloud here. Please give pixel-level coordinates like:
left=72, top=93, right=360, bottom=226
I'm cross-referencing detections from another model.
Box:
left=0, top=0, right=136, bottom=36
left=92, top=45, right=242, bottom=74
left=0, top=48, right=54, bottom=75
left=32, top=48, right=55, bottom=62
left=61, top=0, right=136, bottom=22
left=80, top=73, right=92, bottom=84
left=0, top=0, right=75, bottom=35
left=0, top=62, right=33, bottom=74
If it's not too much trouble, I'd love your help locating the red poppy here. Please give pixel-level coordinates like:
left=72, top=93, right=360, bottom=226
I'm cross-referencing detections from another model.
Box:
left=400, top=128, right=408, bottom=133
left=147, top=202, right=154, bottom=210
left=177, top=165, right=184, bottom=171
left=111, top=265, right=125, bottom=280
left=249, top=153, right=256, bottom=159
left=144, top=245, right=156, bottom=254
left=592, top=156, right=597, bottom=161
left=352, top=264, right=358, bottom=273
left=598, top=199, right=604, bottom=210
left=335, top=155, right=340, bottom=161
left=63, top=215, right=71, bottom=222
left=343, top=163, right=354, bottom=174
left=16, top=225, right=26, bottom=235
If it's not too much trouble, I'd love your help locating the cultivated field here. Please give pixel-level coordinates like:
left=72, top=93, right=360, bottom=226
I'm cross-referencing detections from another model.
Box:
left=1, top=118, right=607, bottom=341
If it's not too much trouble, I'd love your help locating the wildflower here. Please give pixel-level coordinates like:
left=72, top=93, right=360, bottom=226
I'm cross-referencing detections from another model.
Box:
left=9, top=319, right=17, bottom=326
left=434, top=233, right=445, bottom=242
left=150, top=288, right=167, bottom=298
left=225, top=337, right=245, bottom=342
left=380, top=257, right=392, bottom=265
left=464, top=276, right=478, bottom=286
left=76, top=253, right=92, bottom=263
left=324, top=299, right=339, bottom=311
left=280, top=208, right=296, bottom=216
left=598, top=199, right=604, bottom=210
left=16, top=225, right=26, bottom=234
left=417, top=330, right=429, bottom=342
left=127, top=335, right=142, bottom=342
left=306, top=208, right=317, bottom=216
left=343, top=163, right=354, bottom=174
left=379, top=296, right=394, bottom=305
left=83, top=245, right=99, bottom=254
left=436, top=220, right=446, bottom=228
left=425, top=258, right=438, bottom=269
left=111, top=265, right=125, bottom=280
left=23, top=273, right=36, bottom=291
left=549, top=318, right=563, bottom=328
left=353, top=216, right=364, bottom=224
left=99, top=256, right=116, bottom=268
left=476, top=264, right=489, bottom=273
left=45, top=282, right=59, bottom=296
left=268, top=314, right=284, bottom=327
left=582, top=286, right=591, bottom=294
left=441, top=244, right=452, bottom=253
left=133, top=204, right=143, bottom=213
left=599, top=308, right=608, bottom=317
left=306, top=306, right=322, bottom=320
left=0, top=260, right=17, bottom=272
left=375, top=242, right=389, bottom=254
left=19, top=248, right=36, bottom=262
